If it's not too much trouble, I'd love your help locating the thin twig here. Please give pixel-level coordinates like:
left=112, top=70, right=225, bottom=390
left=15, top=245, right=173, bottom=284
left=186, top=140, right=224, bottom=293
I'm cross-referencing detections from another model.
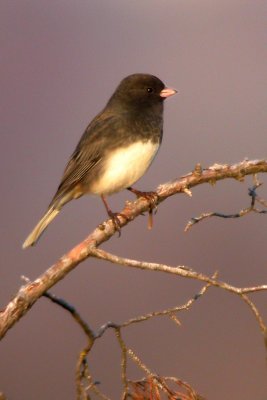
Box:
left=120, top=273, right=216, bottom=328
left=185, top=179, right=267, bottom=232
left=43, top=292, right=95, bottom=341
left=114, top=328, right=128, bottom=399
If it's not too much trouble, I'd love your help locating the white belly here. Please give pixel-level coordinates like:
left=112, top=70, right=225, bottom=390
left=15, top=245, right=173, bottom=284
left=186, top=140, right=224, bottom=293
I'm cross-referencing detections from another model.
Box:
left=90, top=140, right=159, bottom=195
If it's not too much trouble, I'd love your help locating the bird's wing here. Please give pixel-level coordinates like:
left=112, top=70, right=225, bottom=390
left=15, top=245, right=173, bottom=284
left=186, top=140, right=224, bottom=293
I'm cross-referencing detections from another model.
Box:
left=49, top=112, right=120, bottom=207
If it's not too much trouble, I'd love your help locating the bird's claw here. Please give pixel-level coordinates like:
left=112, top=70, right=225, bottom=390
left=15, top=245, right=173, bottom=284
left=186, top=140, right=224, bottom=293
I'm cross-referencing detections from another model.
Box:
left=128, top=188, right=159, bottom=229
left=107, top=211, right=128, bottom=237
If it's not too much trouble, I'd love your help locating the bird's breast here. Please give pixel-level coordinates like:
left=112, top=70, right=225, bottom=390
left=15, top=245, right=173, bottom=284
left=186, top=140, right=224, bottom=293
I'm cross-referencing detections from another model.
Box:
left=89, top=140, right=159, bottom=195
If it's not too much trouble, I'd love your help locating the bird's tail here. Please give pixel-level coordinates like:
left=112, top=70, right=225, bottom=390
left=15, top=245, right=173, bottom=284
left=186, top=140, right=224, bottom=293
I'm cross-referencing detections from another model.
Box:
left=22, top=207, right=60, bottom=249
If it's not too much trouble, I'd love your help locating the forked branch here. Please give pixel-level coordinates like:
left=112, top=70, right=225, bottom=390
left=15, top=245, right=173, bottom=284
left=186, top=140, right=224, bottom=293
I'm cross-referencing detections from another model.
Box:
left=0, top=159, right=267, bottom=339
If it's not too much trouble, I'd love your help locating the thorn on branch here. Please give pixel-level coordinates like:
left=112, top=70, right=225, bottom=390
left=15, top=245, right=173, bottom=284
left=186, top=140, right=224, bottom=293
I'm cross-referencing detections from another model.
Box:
left=193, top=163, right=203, bottom=177
left=183, top=187, right=193, bottom=197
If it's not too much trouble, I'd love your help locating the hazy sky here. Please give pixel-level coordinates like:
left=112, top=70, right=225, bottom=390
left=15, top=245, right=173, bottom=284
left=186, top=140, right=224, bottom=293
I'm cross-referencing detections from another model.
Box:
left=1, top=1, right=267, bottom=399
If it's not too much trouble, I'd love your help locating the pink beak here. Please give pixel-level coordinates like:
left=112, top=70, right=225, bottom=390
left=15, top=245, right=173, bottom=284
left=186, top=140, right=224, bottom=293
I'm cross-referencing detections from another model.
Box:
left=160, top=87, right=178, bottom=98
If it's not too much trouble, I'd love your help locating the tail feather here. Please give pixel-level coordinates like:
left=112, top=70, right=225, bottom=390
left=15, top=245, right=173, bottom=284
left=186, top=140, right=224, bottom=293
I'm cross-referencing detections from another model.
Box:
left=22, top=207, right=60, bottom=249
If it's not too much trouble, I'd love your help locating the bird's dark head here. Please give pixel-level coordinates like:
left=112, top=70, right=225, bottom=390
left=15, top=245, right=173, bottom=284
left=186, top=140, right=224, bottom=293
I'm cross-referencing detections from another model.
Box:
left=107, top=73, right=177, bottom=111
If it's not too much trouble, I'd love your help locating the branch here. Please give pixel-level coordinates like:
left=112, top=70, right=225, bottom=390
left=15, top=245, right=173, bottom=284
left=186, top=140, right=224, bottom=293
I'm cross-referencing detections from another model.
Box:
left=1, top=159, right=267, bottom=339
left=43, top=280, right=212, bottom=399
left=185, top=177, right=267, bottom=231
left=90, top=248, right=267, bottom=337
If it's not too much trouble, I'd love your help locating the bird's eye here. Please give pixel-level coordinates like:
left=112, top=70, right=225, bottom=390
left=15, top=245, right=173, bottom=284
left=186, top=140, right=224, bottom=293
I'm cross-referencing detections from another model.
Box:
left=147, top=87, right=154, bottom=93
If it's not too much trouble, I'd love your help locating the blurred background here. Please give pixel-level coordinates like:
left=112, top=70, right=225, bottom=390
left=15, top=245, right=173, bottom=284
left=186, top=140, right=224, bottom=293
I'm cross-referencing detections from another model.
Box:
left=1, top=1, right=267, bottom=398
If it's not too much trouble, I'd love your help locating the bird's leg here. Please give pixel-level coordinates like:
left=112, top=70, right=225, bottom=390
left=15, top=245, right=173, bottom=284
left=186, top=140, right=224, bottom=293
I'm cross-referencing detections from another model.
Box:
left=127, top=187, right=159, bottom=229
left=101, top=195, right=127, bottom=236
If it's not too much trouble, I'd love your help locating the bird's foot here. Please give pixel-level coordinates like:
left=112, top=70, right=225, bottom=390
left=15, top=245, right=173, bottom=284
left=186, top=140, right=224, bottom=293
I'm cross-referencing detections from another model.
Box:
left=127, top=187, right=159, bottom=229
left=107, top=210, right=128, bottom=237
left=101, top=194, right=128, bottom=236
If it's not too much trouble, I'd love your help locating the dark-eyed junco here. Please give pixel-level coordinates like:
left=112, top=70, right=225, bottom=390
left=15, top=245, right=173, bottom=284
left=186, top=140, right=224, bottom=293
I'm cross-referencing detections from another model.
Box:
left=23, top=73, right=177, bottom=248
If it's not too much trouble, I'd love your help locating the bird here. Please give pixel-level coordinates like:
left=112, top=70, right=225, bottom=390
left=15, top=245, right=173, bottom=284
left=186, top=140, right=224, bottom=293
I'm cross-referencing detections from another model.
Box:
left=22, top=73, right=177, bottom=248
